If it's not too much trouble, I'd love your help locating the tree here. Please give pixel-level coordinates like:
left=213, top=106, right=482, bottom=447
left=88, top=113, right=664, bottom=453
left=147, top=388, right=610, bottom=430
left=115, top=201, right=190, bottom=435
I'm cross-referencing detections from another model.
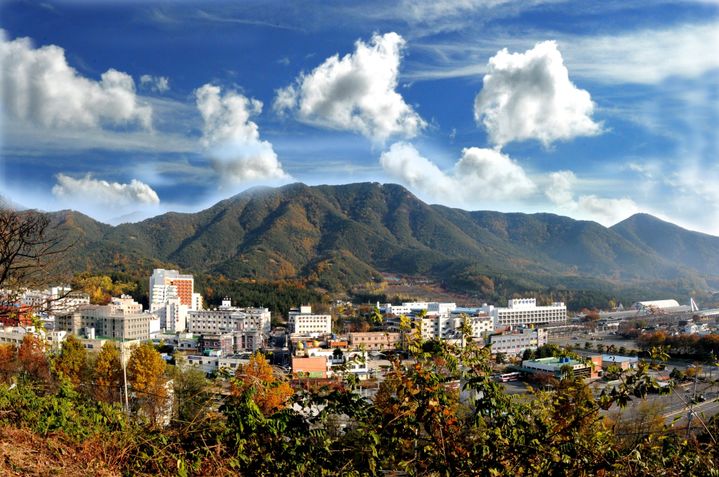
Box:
left=495, top=352, right=507, bottom=364
left=17, top=334, right=50, bottom=383
left=0, top=208, right=69, bottom=320
left=71, top=273, right=136, bottom=305
left=232, top=352, right=293, bottom=416
left=370, top=306, right=383, bottom=326
left=93, top=342, right=122, bottom=403
left=128, top=342, right=168, bottom=426
left=0, top=344, right=17, bottom=383
left=172, top=365, right=212, bottom=426
left=54, top=335, right=88, bottom=386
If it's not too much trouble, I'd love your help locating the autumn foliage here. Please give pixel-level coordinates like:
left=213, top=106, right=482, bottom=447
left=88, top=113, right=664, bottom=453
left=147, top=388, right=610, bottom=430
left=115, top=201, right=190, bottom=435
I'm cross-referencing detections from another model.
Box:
left=231, top=352, right=293, bottom=415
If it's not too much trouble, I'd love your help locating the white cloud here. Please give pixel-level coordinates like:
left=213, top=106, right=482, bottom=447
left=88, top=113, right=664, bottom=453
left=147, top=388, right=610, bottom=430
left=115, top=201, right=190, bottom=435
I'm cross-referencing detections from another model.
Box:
left=52, top=174, right=160, bottom=207
left=140, top=74, right=170, bottom=93
left=195, top=84, right=289, bottom=185
left=0, top=33, right=152, bottom=130
left=563, top=22, right=719, bottom=85
left=274, top=32, right=426, bottom=143
left=408, top=21, right=719, bottom=85
left=545, top=170, right=639, bottom=225
left=380, top=142, right=535, bottom=204
left=474, top=41, right=602, bottom=147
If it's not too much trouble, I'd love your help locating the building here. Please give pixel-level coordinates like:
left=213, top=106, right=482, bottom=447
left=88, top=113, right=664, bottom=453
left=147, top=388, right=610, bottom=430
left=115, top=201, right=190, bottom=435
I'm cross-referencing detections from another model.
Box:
left=57, top=298, right=153, bottom=341
left=348, top=332, right=401, bottom=351
left=522, top=356, right=602, bottom=380
left=600, top=354, right=639, bottom=371
left=155, top=298, right=188, bottom=333
left=198, top=333, right=234, bottom=356
left=20, top=287, right=90, bottom=316
left=489, top=327, right=548, bottom=356
left=183, top=354, right=250, bottom=375
left=288, top=306, right=331, bottom=336
left=632, top=299, right=681, bottom=311
left=483, top=298, right=566, bottom=328
left=188, top=304, right=271, bottom=335
left=149, top=268, right=202, bottom=312
left=292, top=356, right=329, bottom=378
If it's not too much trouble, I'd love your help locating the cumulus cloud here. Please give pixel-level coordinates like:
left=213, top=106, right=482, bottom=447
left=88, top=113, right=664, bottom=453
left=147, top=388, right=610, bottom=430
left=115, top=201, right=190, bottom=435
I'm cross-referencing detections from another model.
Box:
left=274, top=32, right=426, bottom=143
left=0, top=33, right=152, bottom=129
left=52, top=174, right=160, bottom=207
left=195, top=84, right=289, bottom=185
left=545, top=170, right=639, bottom=225
left=380, top=142, right=535, bottom=204
left=140, top=74, right=170, bottom=93
left=474, top=41, right=601, bottom=147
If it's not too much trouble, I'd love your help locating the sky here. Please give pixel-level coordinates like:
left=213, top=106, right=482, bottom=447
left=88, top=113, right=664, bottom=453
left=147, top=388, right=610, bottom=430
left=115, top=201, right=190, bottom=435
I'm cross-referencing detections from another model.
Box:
left=1, top=0, right=718, bottom=234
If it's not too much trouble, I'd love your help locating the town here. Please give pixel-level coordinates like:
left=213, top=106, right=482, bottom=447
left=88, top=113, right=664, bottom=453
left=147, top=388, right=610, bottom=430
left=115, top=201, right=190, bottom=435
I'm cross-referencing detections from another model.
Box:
left=3, top=268, right=718, bottom=427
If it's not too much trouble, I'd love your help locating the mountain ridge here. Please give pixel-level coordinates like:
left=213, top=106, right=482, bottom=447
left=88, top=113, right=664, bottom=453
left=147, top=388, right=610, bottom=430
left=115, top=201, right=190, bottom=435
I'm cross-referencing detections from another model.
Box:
left=33, top=182, right=719, bottom=298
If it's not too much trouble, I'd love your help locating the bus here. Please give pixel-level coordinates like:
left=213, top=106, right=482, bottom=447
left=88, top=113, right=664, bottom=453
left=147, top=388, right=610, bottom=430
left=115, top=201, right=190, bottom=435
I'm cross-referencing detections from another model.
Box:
left=495, top=372, right=521, bottom=382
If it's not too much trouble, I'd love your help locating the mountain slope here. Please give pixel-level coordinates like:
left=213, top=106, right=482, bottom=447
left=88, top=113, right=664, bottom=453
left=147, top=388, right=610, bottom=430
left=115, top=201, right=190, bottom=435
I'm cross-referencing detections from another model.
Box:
left=40, top=183, right=719, bottom=294
left=612, top=213, right=719, bottom=276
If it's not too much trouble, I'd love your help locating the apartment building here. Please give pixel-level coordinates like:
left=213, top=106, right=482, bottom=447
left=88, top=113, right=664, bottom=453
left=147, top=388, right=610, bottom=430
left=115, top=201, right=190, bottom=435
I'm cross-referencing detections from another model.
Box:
left=288, top=306, right=331, bottom=336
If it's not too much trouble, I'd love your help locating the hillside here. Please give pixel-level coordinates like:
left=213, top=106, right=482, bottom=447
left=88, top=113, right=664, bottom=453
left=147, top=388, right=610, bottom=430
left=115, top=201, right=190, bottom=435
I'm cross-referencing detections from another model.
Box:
left=40, top=182, right=719, bottom=297
left=612, top=213, right=719, bottom=276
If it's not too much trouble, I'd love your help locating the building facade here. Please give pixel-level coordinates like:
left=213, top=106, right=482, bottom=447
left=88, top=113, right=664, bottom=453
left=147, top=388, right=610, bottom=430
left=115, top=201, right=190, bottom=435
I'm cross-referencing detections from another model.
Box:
left=288, top=306, right=331, bottom=336
left=484, top=298, right=567, bottom=328
left=488, top=327, right=548, bottom=356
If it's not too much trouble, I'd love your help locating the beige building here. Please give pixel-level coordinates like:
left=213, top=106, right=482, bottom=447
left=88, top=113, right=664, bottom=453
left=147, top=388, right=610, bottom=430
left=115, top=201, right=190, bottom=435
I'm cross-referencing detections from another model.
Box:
left=57, top=298, right=152, bottom=341
left=348, top=332, right=401, bottom=351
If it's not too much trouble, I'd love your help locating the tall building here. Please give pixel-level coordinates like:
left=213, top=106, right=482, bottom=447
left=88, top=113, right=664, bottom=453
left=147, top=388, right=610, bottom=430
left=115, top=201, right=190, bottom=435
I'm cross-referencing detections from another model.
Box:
left=149, top=269, right=198, bottom=310
left=149, top=269, right=202, bottom=331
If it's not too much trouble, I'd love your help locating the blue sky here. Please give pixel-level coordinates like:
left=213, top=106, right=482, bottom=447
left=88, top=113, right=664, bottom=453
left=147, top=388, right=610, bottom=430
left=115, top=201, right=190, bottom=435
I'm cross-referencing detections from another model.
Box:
left=1, top=0, right=718, bottom=234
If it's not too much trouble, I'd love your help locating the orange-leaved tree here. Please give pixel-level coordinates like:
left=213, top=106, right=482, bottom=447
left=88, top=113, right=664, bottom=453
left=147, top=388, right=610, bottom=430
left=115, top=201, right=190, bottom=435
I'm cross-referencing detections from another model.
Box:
left=232, top=352, right=293, bottom=416
left=94, top=341, right=122, bottom=403
left=128, top=342, right=168, bottom=426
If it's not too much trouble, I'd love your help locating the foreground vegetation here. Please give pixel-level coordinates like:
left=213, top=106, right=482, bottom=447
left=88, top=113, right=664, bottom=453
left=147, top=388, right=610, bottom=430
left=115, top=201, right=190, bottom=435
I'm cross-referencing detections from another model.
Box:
left=0, top=329, right=717, bottom=476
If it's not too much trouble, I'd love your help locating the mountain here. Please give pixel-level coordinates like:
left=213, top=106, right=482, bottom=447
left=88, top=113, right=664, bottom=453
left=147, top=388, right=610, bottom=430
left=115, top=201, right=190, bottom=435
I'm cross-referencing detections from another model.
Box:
left=611, top=213, right=719, bottom=276
left=42, top=182, right=719, bottom=297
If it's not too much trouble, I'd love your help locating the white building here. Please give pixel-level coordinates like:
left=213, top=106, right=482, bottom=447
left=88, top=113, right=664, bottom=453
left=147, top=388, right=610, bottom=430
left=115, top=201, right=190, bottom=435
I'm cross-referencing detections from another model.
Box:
left=288, top=306, right=331, bottom=336
left=156, top=297, right=188, bottom=333
left=483, top=298, right=566, bottom=328
left=188, top=305, right=271, bottom=336
left=489, top=327, right=548, bottom=356
left=19, top=286, right=90, bottom=316
left=149, top=269, right=200, bottom=314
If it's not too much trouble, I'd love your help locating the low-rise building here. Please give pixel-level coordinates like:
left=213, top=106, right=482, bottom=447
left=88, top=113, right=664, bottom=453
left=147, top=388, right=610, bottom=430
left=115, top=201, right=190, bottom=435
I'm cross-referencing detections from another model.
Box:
left=521, top=356, right=601, bottom=380
left=600, top=354, right=639, bottom=371
left=292, top=356, right=328, bottom=378
left=489, top=327, right=548, bottom=356
left=348, top=332, right=401, bottom=351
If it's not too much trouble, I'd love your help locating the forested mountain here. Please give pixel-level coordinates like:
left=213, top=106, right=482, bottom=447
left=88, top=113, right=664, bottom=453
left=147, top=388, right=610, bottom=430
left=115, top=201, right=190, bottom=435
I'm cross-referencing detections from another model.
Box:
left=44, top=182, right=719, bottom=296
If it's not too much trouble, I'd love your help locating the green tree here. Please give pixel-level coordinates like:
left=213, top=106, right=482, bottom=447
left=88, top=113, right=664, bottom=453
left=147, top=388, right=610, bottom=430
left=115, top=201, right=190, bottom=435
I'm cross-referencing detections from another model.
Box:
left=172, top=365, right=212, bottom=425
left=54, top=335, right=88, bottom=386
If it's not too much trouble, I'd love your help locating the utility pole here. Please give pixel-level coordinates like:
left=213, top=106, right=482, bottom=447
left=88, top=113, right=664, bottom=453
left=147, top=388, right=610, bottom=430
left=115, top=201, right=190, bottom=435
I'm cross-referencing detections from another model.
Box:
left=122, top=337, right=129, bottom=414
left=686, top=364, right=700, bottom=438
